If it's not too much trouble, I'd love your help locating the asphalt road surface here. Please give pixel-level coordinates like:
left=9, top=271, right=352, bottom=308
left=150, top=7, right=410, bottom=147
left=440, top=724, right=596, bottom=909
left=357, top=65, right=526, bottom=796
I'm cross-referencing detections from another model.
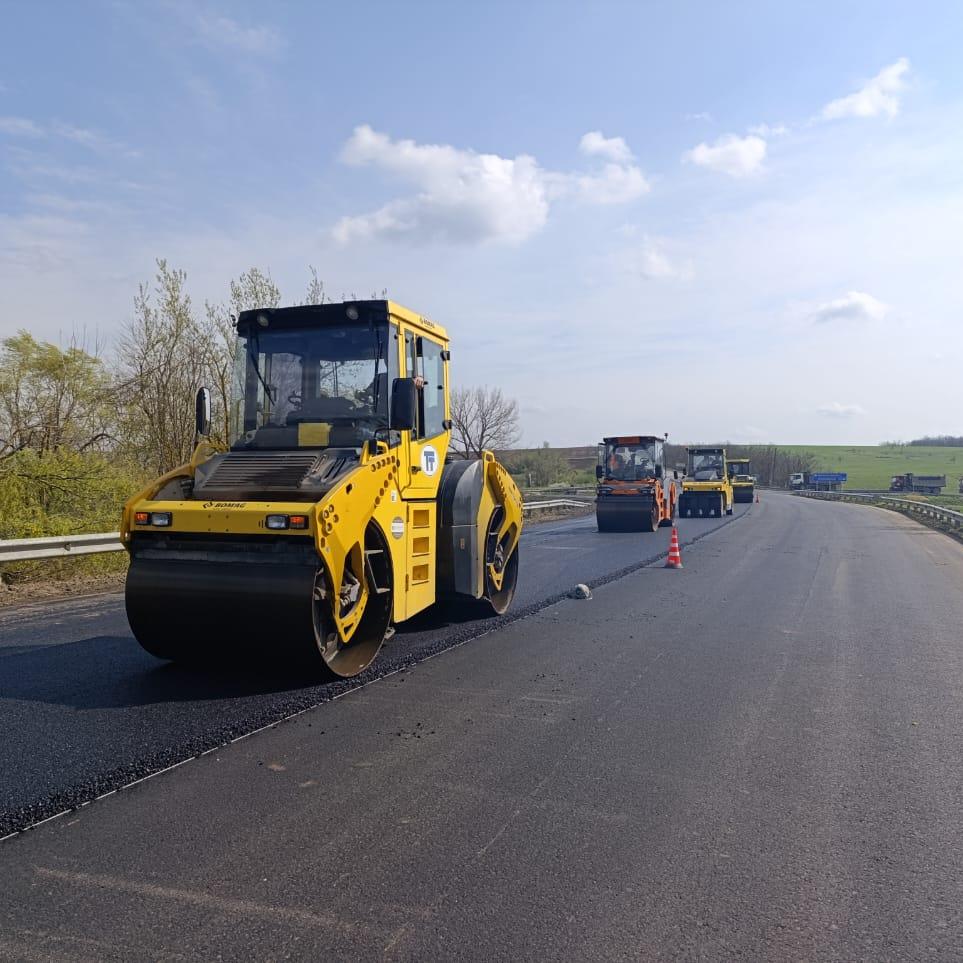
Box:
left=2, top=493, right=962, bottom=961
left=0, top=506, right=740, bottom=836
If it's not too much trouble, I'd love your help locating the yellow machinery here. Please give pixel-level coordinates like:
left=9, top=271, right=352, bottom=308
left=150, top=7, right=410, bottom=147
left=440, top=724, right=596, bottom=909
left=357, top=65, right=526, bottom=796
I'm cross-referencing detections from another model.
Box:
left=727, top=457, right=755, bottom=504
left=121, top=300, right=523, bottom=677
left=678, top=447, right=733, bottom=518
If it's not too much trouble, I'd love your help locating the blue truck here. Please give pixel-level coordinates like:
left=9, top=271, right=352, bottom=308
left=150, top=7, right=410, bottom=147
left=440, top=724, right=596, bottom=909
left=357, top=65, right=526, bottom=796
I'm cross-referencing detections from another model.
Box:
left=789, top=472, right=847, bottom=492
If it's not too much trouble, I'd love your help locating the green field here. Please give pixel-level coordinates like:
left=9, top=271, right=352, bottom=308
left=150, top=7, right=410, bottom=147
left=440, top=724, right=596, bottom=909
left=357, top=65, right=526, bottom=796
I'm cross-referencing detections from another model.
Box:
left=775, top=445, right=963, bottom=492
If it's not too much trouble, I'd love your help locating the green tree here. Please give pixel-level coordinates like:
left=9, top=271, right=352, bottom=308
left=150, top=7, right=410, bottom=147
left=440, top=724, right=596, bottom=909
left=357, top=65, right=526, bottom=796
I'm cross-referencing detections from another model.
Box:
left=0, top=331, right=116, bottom=461
left=202, top=267, right=283, bottom=445
left=506, top=444, right=571, bottom=488
left=117, top=260, right=207, bottom=475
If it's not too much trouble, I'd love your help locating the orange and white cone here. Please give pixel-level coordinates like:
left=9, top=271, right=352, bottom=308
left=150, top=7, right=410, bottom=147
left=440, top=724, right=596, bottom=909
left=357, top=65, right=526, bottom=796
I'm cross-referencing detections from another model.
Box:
left=755, top=493, right=760, bottom=504
left=665, top=525, right=683, bottom=569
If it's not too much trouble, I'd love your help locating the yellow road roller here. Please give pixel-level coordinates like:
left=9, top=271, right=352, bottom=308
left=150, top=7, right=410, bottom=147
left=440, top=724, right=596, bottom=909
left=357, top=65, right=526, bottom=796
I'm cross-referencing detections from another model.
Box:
left=727, top=457, right=755, bottom=503
left=121, top=300, right=523, bottom=677
left=678, top=447, right=733, bottom=518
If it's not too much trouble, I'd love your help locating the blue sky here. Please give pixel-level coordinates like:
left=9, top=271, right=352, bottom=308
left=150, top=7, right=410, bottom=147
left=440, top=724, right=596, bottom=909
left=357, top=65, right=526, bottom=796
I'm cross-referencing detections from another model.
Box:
left=2, top=1, right=962, bottom=445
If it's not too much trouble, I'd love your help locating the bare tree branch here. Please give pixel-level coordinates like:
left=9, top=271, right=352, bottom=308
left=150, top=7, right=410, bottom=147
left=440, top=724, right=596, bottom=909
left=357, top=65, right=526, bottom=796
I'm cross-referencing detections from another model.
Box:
left=450, top=386, right=520, bottom=459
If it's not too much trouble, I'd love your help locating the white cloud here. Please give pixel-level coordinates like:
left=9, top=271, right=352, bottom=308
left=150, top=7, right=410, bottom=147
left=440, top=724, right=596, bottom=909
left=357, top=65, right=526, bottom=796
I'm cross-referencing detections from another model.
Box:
left=811, top=290, right=889, bottom=324
left=748, top=122, right=788, bottom=137
left=684, top=112, right=713, bottom=122
left=577, top=163, right=650, bottom=204
left=816, top=401, right=867, bottom=419
left=683, top=133, right=766, bottom=177
left=190, top=11, right=283, bottom=56
left=821, top=58, right=910, bottom=120
left=0, top=116, right=137, bottom=157
left=576, top=130, right=649, bottom=203
left=578, top=130, right=632, bottom=164
left=334, top=126, right=648, bottom=245
left=25, top=193, right=117, bottom=215
left=0, top=211, right=91, bottom=272
left=334, top=125, right=552, bottom=245
left=0, top=115, right=44, bottom=137
left=632, top=237, right=693, bottom=281
left=50, top=122, right=140, bottom=158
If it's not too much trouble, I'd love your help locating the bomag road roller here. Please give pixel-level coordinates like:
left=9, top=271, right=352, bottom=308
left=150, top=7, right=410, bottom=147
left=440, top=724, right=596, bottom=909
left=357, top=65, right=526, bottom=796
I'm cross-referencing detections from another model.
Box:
left=121, top=300, right=523, bottom=678
left=679, top=447, right=733, bottom=518
left=595, top=435, right=677, bottom=532
left=727, top=457, right=755, bottom=504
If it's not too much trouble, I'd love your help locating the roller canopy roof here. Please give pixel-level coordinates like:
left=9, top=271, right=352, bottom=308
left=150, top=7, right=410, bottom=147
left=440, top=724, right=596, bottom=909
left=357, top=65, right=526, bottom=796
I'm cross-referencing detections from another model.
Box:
left=236, top=299, right=448, bottom=340
left=602, top=435, right=663, bottom=444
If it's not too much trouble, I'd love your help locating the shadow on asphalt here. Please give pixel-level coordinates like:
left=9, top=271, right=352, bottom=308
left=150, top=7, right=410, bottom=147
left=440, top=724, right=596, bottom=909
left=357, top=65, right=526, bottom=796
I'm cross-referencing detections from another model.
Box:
left=0, top=604, right=495, bottom=710
left=0, top=635, right=316, bottom=709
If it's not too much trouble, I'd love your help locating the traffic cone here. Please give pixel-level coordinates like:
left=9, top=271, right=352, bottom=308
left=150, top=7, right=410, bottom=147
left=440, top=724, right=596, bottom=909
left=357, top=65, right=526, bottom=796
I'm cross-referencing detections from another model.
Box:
left=665, top=525, right=683, bottom=569
left=755, top=493, right=760, bottom=504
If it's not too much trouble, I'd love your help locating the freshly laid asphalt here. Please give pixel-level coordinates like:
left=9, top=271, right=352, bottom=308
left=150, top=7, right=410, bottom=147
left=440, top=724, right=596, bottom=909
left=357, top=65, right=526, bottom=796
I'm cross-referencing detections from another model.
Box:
left=0, top=506, right=740, bottom=836
left=3, top=494, right=963, bottom=961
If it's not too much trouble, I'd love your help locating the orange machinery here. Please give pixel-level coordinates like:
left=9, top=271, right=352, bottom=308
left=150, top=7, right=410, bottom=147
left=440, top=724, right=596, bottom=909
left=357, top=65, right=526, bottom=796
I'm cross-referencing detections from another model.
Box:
left=595, top=435, right=677, bottom=532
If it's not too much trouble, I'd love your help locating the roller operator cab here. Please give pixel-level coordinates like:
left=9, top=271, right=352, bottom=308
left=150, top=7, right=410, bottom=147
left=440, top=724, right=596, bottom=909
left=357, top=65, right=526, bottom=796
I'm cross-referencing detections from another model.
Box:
left=727, top=457, right=756, bottom=503
left=121, top=300, right=523, bottom=677
left=679, top=447, right=733, bottom=518
left=595, top=435, right=677, bottom=532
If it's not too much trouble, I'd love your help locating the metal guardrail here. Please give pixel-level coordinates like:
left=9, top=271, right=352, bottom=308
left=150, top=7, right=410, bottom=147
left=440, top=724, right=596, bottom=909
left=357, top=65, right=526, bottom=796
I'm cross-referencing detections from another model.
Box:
left=521, top=487, right=596, bottom=499
left=0, top=498, right=595, bottom=563
left=523, top=499, right=593, bottom=512
left=0, top=532, right=124, bottom=563
left=793, top=490, right=963, bottom=528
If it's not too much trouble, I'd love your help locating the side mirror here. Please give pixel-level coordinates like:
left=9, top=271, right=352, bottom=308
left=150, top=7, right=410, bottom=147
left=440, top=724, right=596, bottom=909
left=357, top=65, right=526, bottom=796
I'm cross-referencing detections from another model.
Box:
left=673, top=469, right=679, bottom=480
left=391, top=378, right=417, bottom=431
left=655, top=465, right=663, bottom=478
left=195, top=386, right=211, bottom=439
left=595, top=465, right=604, bottom=480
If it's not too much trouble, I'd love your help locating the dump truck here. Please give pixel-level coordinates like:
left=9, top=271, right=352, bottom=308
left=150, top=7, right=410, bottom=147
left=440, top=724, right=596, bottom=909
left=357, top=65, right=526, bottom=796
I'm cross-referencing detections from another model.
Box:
left=121, top=300, right=523, bottom=678
left=727, top=457, right=755, bottom=503
left=595, top=435, right=676, bottom=532
left=889, top=473, right=946, bottom=495
left=679, top=447, right=733, bottom=518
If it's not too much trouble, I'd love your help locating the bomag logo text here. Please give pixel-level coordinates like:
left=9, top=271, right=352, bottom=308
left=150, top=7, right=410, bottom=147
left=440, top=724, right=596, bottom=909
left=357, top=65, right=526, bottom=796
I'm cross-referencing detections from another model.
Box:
left=203, top=501, right=247, bottom=509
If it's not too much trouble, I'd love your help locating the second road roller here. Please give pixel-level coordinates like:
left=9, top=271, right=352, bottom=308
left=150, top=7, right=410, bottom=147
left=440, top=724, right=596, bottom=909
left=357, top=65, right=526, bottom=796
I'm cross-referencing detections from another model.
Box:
left=595, top=435, right=677, bottom=532
left=679, top=447, right=733, bottom=518
left=121, top=299, right=523, bottom=677
left=727, top=457, right=756, bottom=503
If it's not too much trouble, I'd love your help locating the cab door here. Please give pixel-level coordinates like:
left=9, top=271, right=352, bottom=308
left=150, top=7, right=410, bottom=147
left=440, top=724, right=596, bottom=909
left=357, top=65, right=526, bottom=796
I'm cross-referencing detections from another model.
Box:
left=401, top=331, right=451, bottom=500
left=395, top=330, right=451, bottom=619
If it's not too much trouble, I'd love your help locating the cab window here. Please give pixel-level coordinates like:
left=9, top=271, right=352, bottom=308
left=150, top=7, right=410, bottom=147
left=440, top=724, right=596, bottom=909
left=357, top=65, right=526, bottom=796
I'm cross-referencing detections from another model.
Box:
left=418, top=338, right=446, bottom=438
left=407, top=334, right=447, bottom=439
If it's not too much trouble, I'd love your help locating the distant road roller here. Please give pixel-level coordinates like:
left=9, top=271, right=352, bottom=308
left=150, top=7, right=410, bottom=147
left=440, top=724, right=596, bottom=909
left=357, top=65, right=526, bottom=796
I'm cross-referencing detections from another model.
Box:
left=121, top=300, right=523, bottom=677
left=727, top=457, right=755, bottom=503
left=679, top=447, right=733, bottom=518
left=595, top=435, right=677, bottom=532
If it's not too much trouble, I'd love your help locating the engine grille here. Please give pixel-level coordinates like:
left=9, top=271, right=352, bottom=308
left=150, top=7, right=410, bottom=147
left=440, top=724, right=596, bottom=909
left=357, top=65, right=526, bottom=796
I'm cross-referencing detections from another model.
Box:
left=195, top=451, right=320, bottom=498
